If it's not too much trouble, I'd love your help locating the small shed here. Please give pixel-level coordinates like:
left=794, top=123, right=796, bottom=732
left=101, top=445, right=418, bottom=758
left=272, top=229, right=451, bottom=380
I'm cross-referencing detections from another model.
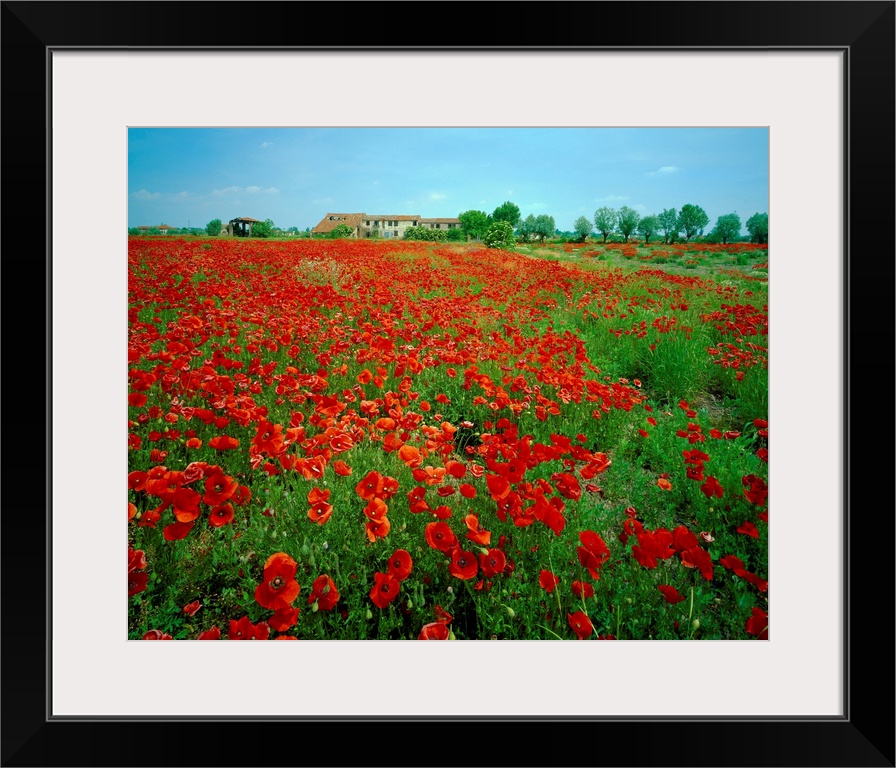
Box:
left=228, top=217, right=261, bottom=237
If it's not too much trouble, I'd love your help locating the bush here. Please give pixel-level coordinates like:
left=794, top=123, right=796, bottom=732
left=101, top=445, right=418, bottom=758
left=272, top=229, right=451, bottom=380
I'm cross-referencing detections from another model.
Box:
left=404, top=226, right=447, bottom=242
left=206, top=218, right=222, bottom=237
left=483, top=221, right=515, bottom=249
left=329, top=223, right=354, bottom=239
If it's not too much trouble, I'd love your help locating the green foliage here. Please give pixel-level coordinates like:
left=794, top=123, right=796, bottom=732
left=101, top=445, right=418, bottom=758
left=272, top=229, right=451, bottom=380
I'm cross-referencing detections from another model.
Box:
left=532, top=214, right=556, bottom=243
left=678, top=204, right=710, bottom=242
left=616, top=206, right=641, bottom=243
left=483, top=220, right=516, bottom=249
left=206, top=218, right=223, bottom=237
left=637, top=214, right=660, bottom=244
left=658, top=208, right=680, bottom=244
left=745, top=212, right=769, bottom=244
left=445, top=227, right=466, bottom=242
left=491, top=201, right=521, bottom=228
left=712, top=213, right=742, bottom=244
left=251, top=218, right=276, bottom=238
left=404, top=226, right=447, bottom=242
left=593, top=207, right=617, bottom=243
left=329, top=223, right=355, bottom=239
left=573, top=216, right=593, bottom=242
left=458, top=210, right=490, bottom=241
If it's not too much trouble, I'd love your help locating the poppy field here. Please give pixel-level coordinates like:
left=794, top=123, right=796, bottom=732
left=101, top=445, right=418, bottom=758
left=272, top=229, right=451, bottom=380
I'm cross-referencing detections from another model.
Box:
left=128, top=237, right=769, bottom=640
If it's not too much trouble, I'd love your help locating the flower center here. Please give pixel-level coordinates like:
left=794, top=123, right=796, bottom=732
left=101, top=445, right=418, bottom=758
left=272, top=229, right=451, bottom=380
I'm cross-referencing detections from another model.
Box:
left=270, top=576, right=284, bottom=590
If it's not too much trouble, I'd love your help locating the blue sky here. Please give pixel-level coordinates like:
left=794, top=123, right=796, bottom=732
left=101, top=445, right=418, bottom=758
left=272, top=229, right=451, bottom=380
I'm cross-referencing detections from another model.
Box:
left=128, top=128, right=768, bottom=234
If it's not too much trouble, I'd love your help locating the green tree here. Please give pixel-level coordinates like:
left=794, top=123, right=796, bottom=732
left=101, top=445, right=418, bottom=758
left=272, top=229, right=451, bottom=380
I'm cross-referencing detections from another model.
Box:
left=251, top=218, right=276, bottom=238
left=329, top=223, right=354, bottom=239
left=678, top=204, right=710, bottom=242
left=712, top=212, right=742, bottom=244
left=532, top=214, right=556, bottom=243
left=745, top=212, right=769, bottom=244
left=658, top=208, right=680, bottom=244
left=616, top=206, right=641, bottom=242
left=206, top=218, right=222, bottom=236
left=593, top=207, right=617, bottom=243
left=483, top=220, right=516, bottom=249
left=458, top=210, right=490, bottom=240
left=573, top=216, right=592, bottom=243
left=637, top=214, right=660, bottom=245
left=492, top=201, right=521, bottom=228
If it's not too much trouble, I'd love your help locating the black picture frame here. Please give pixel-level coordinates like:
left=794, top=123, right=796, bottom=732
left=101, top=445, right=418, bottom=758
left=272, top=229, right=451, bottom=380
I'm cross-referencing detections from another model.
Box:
left=3, top=2, right=893, bottom=766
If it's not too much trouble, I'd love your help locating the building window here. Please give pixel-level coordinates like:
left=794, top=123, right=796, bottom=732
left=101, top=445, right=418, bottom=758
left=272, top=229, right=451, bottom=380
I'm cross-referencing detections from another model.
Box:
left=394, top=230, right=398, bottom=237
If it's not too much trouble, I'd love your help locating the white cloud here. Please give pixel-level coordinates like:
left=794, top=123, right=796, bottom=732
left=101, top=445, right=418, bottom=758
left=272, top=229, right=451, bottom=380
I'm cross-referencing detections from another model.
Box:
left=131, top=189, right=161, bottom=200
left=429, top=192, right=446, bottom=201
left=647, top=165, right=680, bottom=176
left=595, top=194, right=627, bottom=203
left=261, top=142, right=273, bottom=149
left=212, top=186, right=241, bottom=196
left=175, top=191, right=189, bottom=199
left=245, top=185, right=261, bottom=193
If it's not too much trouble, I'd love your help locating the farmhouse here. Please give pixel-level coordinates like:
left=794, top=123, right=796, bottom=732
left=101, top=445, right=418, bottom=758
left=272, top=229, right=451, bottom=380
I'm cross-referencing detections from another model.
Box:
left=311, top=212, right=461, bottom=239
left=136, top=224, right=177, bottom=234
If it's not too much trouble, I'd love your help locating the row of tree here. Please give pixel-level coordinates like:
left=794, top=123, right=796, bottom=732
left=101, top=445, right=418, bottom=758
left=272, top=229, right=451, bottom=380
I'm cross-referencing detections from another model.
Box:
left=457, top=201, right=555, bottom=245
left=574, top=206, right=768, bottom=245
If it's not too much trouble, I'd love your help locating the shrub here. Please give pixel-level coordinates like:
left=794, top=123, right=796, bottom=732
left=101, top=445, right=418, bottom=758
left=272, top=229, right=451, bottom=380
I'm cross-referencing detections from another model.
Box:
left=483, top=221, right=515, bottom=249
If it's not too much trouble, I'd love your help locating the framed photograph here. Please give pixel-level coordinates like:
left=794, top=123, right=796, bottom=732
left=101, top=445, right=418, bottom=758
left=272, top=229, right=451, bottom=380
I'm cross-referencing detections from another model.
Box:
left=5, top=1, right=893, bottom=765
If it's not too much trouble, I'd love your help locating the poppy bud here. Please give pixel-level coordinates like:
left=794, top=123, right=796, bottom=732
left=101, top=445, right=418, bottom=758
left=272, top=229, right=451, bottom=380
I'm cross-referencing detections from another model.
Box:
left=691, top=619, right=700, bottom=630
left=311, top=600, right=319, bottom=613
left=406, top=600, right=413, bottom=609
left=625, top=597, right=632, bottom=604
left=448, top=630, right=457, bottom=640
left=506, top=606, right=515, bottom=618
left=365, top=608, right=373, bottom=620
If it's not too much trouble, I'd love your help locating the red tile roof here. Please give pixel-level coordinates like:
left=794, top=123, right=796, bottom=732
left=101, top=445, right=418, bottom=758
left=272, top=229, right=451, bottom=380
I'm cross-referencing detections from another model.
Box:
left=311, top=213, right=366, bottom=234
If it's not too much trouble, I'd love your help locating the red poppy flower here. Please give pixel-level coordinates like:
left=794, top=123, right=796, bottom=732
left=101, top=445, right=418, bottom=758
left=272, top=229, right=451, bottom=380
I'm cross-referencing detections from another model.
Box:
left=425, top=521, right=458, bottom=552
left=657, top=478, right=673, bottom=491
left=418, top=622, right=450, bottom=640
left=486, top=473, right=511, bottom=501
left=571, top=580, right=594, bottom=599
left=551, top=472, right=581, bottom=501
left=387, top=549, right=413, bottom=581
left=370, top=571, right=400, bottom=609
left=228, top=616, right=270, bottom=640
left=398, top=444, right=422, bottom=468
left=309, top=574, right=340, bottom=611
left=128, top=571, right=149, bottom=597
left=737, top=521, right=760, bottom=538
left=209, top=435, right=240, bottom=451
left=183, top=600, right=202, bottom=616
left=479, top=548, right=507, bottom=578
left=745, top=607, right=769, bottom=639
left=568, top=611, right=594, bottom=640
left=658, top=585, right=686, bottom=604
left=539, top=570, right=560, bottom=593
left=203, top=473, right=238, bottom=506
left=268, top=607, right=300, bottom=631
left=700, top=476, right=724, bottom=498
left=172, top=487, right=202, bottom=523
left=355, top=470, right=384, bottom=500
left=142, top=629, right=172, bottom=640
left=254, top=552, right=300, bottom=610
left=449, top=548, right=478, bottom=580
left=366, top=515, right=391, bottom=542
left=459, top=483, right=477, bottom=499
left=197, top=627, right=221, bottom=640
left=333, top=460, right=352, bottom=476
left=445, top=460, right=467, bottom=479
left=308, top=501, right=333, bottom=525
left=680, top=546, right=714, bottom=581
left=209, top=503, right=235, bottom=527
left=464, top=514, right=491, bottom=546
left=363, top=497, right=389, bottom=521
left=433, top=605, right=454, bottom=624
left=163, top=520, right=195, bottom=541
left=742, top=474, right=768, bottom=505
left=672, top=526, right=699, bottom=553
